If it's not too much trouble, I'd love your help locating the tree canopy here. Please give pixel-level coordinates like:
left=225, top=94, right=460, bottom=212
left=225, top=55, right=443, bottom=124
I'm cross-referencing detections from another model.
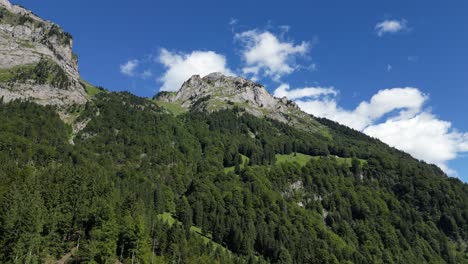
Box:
left=0, top=92, right=466, bottom=263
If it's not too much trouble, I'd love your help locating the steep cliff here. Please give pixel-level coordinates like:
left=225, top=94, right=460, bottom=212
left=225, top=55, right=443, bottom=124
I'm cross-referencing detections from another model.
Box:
left=0, top=0, right=87, bottom=106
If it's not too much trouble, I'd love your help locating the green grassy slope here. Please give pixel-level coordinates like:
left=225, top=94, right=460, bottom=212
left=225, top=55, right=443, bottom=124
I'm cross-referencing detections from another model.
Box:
left=157, top=213, right=231, bottom=254
left=153, top=100, right=187, bottom=116
left=224, top=154, right=249, bottom=173
left=276, top=153, right=367, bottom=167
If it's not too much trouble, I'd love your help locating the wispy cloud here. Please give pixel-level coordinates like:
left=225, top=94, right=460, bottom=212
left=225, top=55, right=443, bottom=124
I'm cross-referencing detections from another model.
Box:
left=375, top=19, right=408, bottom=36
left=229, top=18, right=238, bottom=32
left=120, top=59, right=139, bottom=76
left=140, top=69, right=152, bottom=79
left=274, top=83, right=336, bottom=100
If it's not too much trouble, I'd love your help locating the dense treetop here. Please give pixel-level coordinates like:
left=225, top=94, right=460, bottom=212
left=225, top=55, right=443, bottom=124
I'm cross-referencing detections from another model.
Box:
left=0, top=92, right=466, bottom=263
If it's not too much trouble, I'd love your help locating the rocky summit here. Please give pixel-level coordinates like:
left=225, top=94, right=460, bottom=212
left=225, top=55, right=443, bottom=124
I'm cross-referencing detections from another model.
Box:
left=0, top=0, right=87, bottom=107
left=155, top=72, right=323, bottom=131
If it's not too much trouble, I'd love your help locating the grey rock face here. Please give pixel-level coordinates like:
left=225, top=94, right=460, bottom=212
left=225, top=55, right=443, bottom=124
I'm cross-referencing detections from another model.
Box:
left=156, top=73, right=323, bottom=131
left=0, top=0, right=9, bottom=8
left=0, top=0, right=87, bottom=106
left=171, top=73, right=278, bottom=110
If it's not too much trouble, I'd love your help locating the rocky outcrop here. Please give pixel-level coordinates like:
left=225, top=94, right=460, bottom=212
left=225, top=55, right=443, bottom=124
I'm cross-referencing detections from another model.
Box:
left=155, top=73, right=323, bottom=131
left=0, top=0, right=87, bottom=107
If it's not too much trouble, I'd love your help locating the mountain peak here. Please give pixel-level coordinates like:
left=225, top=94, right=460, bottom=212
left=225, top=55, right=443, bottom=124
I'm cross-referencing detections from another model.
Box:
left=0, top=0, right=87, bottom=107
left=155, top=73, right=323, bottom=131
left=157, top=73, right=284, bottom=111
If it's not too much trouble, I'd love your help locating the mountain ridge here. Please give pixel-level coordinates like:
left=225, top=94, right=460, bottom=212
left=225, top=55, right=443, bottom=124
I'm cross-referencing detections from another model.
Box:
left=155, top=72, right=325, bottom=132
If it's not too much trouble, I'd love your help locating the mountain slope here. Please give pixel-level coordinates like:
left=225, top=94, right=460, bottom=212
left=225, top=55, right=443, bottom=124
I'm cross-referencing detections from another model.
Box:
left=0, top=91, right=467, bottom=263
left=0, top=1, right=467, bottom=264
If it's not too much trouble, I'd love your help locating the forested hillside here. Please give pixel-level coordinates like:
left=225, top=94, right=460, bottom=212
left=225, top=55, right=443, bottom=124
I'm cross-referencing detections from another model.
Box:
left=0, top=92, right=466, bottom=263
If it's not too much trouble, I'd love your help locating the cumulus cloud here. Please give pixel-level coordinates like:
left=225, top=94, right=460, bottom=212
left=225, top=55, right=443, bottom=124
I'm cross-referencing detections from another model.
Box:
left=353, top=88, right=427, bottom=128
left=295, top=87, right=427, bottom=130
left=158, top=49, right=233, bottom=91
left=274, top=83, right=337, bottom=100
left=235, top=30, right=309, bottom=81
left=296, top=97, right=369, bottom=130
left=364, top=113, right=468, bottom=175
left=120, top=59, right=139, bottom=76
left=375, top=19, right=407, bottom=36
left=278, top=84, right=468, bottom=176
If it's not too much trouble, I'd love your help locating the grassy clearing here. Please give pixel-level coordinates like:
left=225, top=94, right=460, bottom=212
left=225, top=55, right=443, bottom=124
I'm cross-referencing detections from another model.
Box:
left=157, top=212, right=176, bottom=225
left=0, top=68, right=14, bottom=82
left=80, top=79, right=104, bottom=97
left=156, top=213, right=228, bottom=253
left=18, top=39, right=35, bottom=49
left=0, top=64, right=35, bottom=83
left=320, top=128, right=333, bottom=140
left=224, top=154, right=249, bottom=173
left=154, top=100, right=187, bottom=116
left=276, top=153, right=367, bottom=167
left=86, top=86, right=102, bottom=97
left=275, top=153, right=315, bottom=166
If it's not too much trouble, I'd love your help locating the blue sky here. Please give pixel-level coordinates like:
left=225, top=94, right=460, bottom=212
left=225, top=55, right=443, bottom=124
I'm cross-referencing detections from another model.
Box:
left=12, top=0, right=468, bottom=181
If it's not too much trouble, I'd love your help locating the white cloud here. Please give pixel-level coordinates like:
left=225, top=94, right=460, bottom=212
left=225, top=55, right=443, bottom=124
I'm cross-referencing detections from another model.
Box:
left=279, top=84, right=468, bottom=176
left=235, top=30, right=309, bottom=81
left=274, top=83, right=337, bottom=100
left=353, top=88, right=427, bottom=128
left=120, top=59, right=139, bottom=76
left=229, top=18, right=238, bottom=26
left=158, top=49, right=233, bottom=91
left=279, top=25, right=291, bottom=35
left=387, top=64, right=392, bottom=72
left=375, top=19, right=407, bottom=36
left=364, top=113, right=468, bottom=175
left=296, top=98, right=369, bottom=130
left=229, top=18, right=238, bottom=32
left=141, top=69, right=152, bottom=79
left=294, top=87, right=426, bottom=130
left=308, top=64, right=318, bottom=72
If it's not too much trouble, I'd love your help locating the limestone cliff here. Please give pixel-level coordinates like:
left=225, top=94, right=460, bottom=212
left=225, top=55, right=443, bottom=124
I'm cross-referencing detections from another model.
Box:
left=155, top=73, right=324, bottom=132
left=0, top=0, right=87, bottom=106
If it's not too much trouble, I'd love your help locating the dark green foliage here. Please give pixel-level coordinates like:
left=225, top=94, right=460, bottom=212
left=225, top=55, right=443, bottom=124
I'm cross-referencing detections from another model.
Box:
left=15, top=58, right=72, bottom=89
left=0, top=93, right=466, bottom=263
left=47, top=24, right=73, bottom=46
left=2, top=58, right=72, bottom=89
left=152, top=91, right=176, bottom=100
